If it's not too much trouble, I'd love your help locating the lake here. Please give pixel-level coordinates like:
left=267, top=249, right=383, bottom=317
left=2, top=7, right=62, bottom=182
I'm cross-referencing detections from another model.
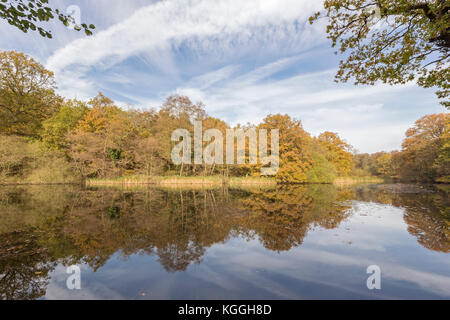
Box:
left=0, top=183, right=448, bottom=300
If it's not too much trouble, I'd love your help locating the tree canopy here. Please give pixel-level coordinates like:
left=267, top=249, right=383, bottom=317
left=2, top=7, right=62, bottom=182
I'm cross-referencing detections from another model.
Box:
left=0, top=50, right=60, bottom=137
left=0, top=0, right=95, bottom=38
left=310, top=0, right=449, bottom=107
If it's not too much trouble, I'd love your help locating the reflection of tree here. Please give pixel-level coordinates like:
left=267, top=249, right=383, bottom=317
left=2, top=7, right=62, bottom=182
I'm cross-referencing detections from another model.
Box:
left=399, top=191, right=449, bottom=253
left=0, top=183, right=448, bottom=299
left=404, top=208, right=449, bottom=253
left=157, top=244, right=204, bottom=273
left=352, top=184, right=450, bottom=253
left=306, top=185, right=354, bottom=229
left=151, top=189, right=237, bottom=272
left=0, top=185, right=354, bottom=282
left=0, top=230, right=55, bottom=300
left=44, top=188, right=238, bottom=273
left=237, top=185, right=352, bottom=251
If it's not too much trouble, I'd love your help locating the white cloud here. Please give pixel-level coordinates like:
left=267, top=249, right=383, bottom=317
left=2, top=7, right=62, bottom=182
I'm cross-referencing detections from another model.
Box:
left=46, top=0, right=322, bottom=73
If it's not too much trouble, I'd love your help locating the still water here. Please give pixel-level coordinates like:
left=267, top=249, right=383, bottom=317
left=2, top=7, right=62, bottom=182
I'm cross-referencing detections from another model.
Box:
left=0, top=183, right=448, bottom=300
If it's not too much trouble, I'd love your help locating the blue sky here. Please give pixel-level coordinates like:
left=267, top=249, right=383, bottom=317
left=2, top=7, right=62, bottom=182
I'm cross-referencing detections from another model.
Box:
left=0, top=0, right=446, bottom=153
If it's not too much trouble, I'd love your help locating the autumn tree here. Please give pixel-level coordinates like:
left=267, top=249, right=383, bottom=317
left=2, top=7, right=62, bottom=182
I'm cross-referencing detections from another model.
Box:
left=0, top=0, right=95, bottom=38
left=201, top=116, right=229, bottom=176
left=67, top=93, right=133, bottom=178
left=352, top=153, right=374, bottom=176
left=0, top=50, right=60, bottom=137
left=435, top=116, right=450, bottom=181
left=0, top=135, right=36, bottom=180
left=41, top=99, right=88, bottom=150
left=310, top=0, right=449, bottom=107
left=160, top=95, right=207, bottom=122
left=258, top=114, right=314, bottom=183
left=400, top=113, right=449, bottom=181
left=158, top=95, right=208, bottom=175
left=317, top=131, right=353, bottom=176
left=128, top=110, right=165, bottom=177
left=375, top=152, right=399, bottom=177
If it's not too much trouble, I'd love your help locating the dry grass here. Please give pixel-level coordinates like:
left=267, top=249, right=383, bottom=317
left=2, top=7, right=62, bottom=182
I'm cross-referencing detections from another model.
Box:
left=333, top=176, right=386, bottom=186
left=86, top=175, right=277, bottom=187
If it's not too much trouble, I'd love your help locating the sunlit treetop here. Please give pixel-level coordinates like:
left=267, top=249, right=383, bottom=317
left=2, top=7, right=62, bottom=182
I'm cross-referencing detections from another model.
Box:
left=0, top=0, right=95, bottom=38
left=310, top=0, right=449, bottom=107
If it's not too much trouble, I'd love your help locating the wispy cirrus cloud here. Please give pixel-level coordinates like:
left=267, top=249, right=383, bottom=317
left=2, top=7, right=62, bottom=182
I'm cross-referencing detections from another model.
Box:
left=46, top=0, right=323, bottom=73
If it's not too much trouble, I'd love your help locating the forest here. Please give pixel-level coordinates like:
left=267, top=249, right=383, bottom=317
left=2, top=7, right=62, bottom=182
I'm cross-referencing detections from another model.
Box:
left=0, top=50, right=449, bottom=185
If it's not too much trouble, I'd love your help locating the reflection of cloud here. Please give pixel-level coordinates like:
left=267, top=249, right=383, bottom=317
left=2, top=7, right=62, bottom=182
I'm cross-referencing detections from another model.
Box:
left=199, top=238, right=377, bottom=299
left=204, top=240, right=450, bottom=298
left=295, top=249, right=450, bottom=297
left=45, top=265, right=124, bottom=300
left=197, top=199, right=450, bottom=299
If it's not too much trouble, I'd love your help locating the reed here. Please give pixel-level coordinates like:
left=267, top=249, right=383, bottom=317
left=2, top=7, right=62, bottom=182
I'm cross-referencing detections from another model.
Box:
left=333, top=176, right=386, bottom=185
left=86, top=175, right=277, bottom=187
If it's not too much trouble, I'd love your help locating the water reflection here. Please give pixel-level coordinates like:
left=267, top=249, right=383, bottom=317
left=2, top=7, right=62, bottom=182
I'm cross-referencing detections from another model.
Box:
left=0, top=184, right=448, bottom=299
left=351, top=184, right=449, bottom=252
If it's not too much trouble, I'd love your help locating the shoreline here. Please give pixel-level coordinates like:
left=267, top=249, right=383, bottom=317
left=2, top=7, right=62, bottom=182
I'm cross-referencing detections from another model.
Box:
left=333, top=177, right=387, bottom=185
left=2, top=176, right=445, bottom=187
left=86, top=176, right=278, bottom=187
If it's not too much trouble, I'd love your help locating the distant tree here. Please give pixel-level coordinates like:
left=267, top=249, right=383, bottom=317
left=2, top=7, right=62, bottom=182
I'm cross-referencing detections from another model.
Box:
left=66, top=93, right=149, bottom=178
left=158, top=95, right=208, bottom=175
left=352, top=153, right=373, bottom=176
left=306, top=152, right=338, bottom=183
left=160, top=95, right=207, bottom=122
left=0, top=50, right=60, bottom=137
left=259, top=114, right=314, bottom=183
left=400, top=113, right=449, bottom=181
left=310, top=0, right=449, bottom=107
left=201, top=116, right=229, bottom=176
left=41, top=99, right=88, bottom=150
left=0, top=135, right=79, bottom=183
left=434, top=115, right=450, bottom=181
left=76, top=93, right=122, bottom=134
left=317, top=131, right=353, bottom=176
left=0, top=0, right=95, bottom=38
left=133, top=136, right=164, bottom=177
left=375, top=152, right=398, bottom=177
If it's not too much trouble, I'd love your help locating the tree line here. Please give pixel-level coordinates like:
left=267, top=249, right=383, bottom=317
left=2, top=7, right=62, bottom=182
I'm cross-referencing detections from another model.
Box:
left=353, top=113, right=449, bottom=182
left=0, top=50, right=448, bottom=184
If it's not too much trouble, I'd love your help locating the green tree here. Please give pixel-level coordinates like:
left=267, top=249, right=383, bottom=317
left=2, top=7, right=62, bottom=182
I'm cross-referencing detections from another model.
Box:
left=306, top=152, right=338, bottom=183
left=310, top=0, right=449, bottom=107
left=0, top=0, right=95, bottom=38
left=41, top=99, right=88, bottom=150
left=0, top=50, right=60, bottom=137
